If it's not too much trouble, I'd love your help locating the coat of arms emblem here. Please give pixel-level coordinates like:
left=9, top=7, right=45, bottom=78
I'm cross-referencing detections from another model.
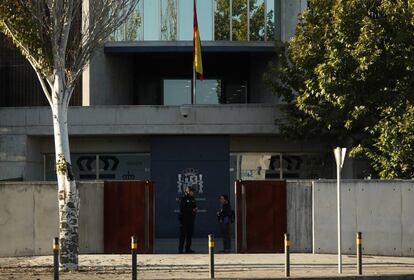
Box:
left=177, top=168, right=204, bottom=194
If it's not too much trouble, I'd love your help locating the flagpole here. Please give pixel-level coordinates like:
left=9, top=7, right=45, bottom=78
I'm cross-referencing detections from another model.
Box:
left=193, top=65, right=196, bottom=104
left=192, top=0, right=198, bottom=105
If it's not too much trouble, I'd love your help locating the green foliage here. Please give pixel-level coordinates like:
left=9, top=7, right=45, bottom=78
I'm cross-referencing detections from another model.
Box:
left=0, top=2, right=53, bottom=76
left=365, top=104, right=414, bottom=179
left=267, top=0, right=414, bottom=178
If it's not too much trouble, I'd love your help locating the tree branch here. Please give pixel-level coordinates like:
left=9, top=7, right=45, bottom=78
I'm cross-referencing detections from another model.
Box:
left=1, top=21, right=45, bottom=74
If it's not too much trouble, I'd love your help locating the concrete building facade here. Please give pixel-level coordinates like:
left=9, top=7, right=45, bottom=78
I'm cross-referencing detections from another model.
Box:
left=0, top=0, right=363, bottom=239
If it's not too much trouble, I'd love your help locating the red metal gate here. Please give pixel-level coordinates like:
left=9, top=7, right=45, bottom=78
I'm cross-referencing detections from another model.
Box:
left=104, top=181, right=155, bottom=254
left=235, top=180, right=287, bottom=253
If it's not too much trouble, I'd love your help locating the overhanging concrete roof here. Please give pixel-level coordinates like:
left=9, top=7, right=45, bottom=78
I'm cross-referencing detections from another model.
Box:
left=104, top=41, right=276, bottom=54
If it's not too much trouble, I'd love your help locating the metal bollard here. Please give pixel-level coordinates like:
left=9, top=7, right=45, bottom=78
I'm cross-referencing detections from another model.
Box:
left=131, top=236, right=138, bottom=280
left=357, top=232, right=362, bottom=275
left=285, top=233, right=290, bottom=277
left=208, top=234, right=215, bottom=279
left=53, top=237, right=59, bottom=280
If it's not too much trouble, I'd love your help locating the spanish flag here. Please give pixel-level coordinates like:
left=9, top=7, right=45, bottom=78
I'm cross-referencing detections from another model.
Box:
left=193, top=0, right=203, bottom=80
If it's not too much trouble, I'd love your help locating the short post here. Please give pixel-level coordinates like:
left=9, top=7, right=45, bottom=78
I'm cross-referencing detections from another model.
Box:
left=131, top=236, right=138, bottom=280
left=357, top=232, right=362, bottom=275
left=208, top=234, right=215, bottom=279
left=53, top=237, right=59, bottom=280
left=285, top=233, right=290, bottom=277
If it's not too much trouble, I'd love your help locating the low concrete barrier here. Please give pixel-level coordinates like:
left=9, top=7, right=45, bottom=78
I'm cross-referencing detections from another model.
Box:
left=313, top=180, right=414, bottom=256
left=0, top=181, right=103, bottom=257
left=4, top=179, right=412, bottom=257
left=286, top=180, right=312, bottom=253
left=0, top=180, right=314, bottom=257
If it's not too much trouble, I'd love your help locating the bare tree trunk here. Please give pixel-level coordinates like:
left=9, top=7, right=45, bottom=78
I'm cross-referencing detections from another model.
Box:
left=51, top=72, right=79, bottom=271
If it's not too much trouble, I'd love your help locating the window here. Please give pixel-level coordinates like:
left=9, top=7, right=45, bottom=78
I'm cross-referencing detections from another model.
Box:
left=144, top=0, right=160, bottom=40
left=232, top=153, right=334, bottom=180
left=44, top=154, right=151, bottom=181
left=126, top=0, right=144, bottom=41
left=163, top=80, right=192, bottom=105
left=196, top=0, right=214, bottom=40
left=178, top=0, right=193, bottom=40
left=112, top=0, right=279, bottom=42
left=232, top=0, right=248, bottom=41
left=265, top=0, right=276, bottom=41
left=163, top=79, right=247, bottom=105
left=0, top=33, right=81, bottom=106
left=226, top=80, right=247, bottom=103
left=249, top=0, right=265, bottom=41
left=214, top=0, right=230, bottom=40
left=195, top=80, right=222, bottom=104
left=109, top=1, right=144, bottom=41
left=161, top=0, right=178, bottom=40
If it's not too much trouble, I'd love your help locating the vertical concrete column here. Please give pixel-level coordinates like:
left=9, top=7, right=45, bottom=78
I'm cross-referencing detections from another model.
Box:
left=281, top=0, right=305, bottom=42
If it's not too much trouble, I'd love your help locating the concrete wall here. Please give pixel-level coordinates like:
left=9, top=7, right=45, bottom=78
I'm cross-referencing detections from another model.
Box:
left=0, top=135, right=28, bottom=181
left=83, top=49, right=135, bottom=106
left=0, top=182, right=104, bottom=257
left=313, top=180, right=414, bottom=256
left=0, top=182, right=57, bottom=256
left=0, top=180, right=313, bottom=256
left=281, top=0, right=307, bottom=42
left=78, top=182, right=104, bottom=254
left=287, top=180, right=313, bottom=253
left=0, top=105, right=282, bottom=180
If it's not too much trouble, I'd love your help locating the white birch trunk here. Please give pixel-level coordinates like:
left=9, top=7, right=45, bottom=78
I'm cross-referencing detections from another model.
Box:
left=2, top=0, right=138, bottom=270
left=51, top=71, right=79, bottom=271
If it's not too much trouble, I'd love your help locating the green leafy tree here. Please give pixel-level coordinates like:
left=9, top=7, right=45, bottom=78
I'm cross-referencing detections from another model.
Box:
left=364, top=104, right=414, bottom=178
left=266, top=0, right=414, bottom=178
left=0, top=0, right=138, bottom=270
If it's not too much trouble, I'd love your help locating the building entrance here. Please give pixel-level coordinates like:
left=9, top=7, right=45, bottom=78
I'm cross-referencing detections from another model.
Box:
left=151, top=136, right=230, bottom=251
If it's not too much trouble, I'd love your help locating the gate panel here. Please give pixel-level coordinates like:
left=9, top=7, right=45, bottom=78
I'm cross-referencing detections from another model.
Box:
left=104, top=181, right=154, bottom=254
left=151, top=136, right=229, bottom=238
left=235, top=180, right=287, bottom=253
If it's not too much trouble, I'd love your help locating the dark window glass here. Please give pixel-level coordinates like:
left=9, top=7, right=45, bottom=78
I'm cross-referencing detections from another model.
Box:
left=225, top=80, right=247, bottom=103
left=0, top=33, right=81, bottom=107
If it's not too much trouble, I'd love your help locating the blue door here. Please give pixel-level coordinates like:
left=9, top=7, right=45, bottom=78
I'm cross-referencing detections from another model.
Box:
left=151, top=136, right=230, bottom=238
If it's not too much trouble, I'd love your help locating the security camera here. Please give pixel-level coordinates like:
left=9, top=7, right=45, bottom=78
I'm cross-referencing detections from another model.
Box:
left=180, top=106, right=190, bottom=118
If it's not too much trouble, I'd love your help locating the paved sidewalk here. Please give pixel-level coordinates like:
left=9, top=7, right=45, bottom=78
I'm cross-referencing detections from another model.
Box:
left=1, top=253, right=414, bottom=279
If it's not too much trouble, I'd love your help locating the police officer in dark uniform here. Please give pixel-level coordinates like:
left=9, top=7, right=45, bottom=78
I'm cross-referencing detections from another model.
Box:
left=178, top=186, right=197, bottom=253
left=217, top=194, right=233, bottom=253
